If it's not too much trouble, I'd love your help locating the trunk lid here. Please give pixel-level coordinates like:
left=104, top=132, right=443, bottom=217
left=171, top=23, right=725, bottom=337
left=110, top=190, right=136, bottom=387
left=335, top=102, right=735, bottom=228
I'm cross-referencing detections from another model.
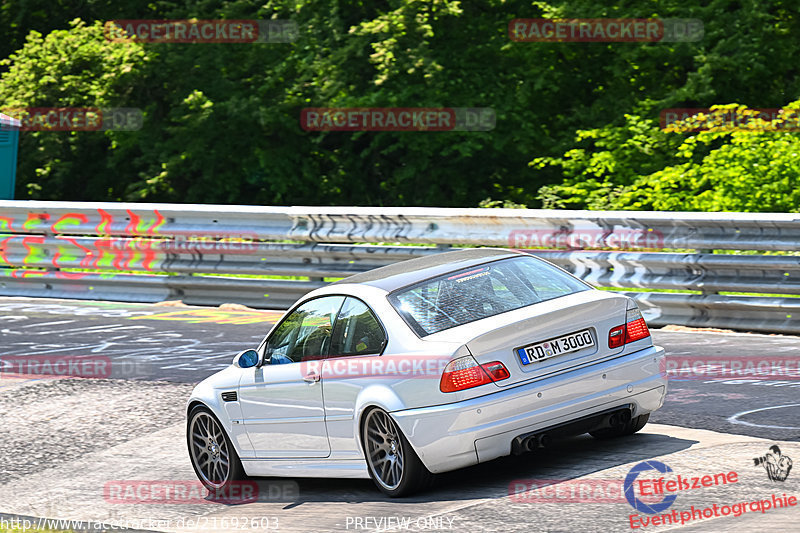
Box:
left=427, top=290, right=632, bottom=387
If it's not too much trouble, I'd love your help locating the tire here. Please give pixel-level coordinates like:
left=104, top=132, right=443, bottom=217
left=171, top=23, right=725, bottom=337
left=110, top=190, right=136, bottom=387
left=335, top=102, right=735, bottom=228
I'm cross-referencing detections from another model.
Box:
left=362, top=408, right=432, bottom=497
left=590, top=413, right=650, bottom=440
left=187, top=405, right=247, bottom=497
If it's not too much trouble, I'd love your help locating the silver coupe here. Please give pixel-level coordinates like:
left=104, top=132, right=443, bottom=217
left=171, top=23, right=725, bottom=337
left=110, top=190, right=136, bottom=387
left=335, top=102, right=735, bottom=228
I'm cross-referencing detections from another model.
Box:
left=187, top=248, right=667, bottom=496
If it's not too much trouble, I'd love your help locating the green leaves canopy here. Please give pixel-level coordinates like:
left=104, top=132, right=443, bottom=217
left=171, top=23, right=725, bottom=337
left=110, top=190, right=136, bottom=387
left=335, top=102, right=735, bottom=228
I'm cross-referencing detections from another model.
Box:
left=1, top=0, right=799, bottom=210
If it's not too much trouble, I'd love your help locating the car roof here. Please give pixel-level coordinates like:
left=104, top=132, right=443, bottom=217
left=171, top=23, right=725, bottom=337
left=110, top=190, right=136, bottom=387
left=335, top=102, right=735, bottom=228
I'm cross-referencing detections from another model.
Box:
left=332, top=247, right=522, bottom=292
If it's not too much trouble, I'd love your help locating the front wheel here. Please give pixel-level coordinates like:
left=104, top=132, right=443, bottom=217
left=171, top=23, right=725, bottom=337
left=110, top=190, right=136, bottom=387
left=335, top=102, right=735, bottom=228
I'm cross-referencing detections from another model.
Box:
left=590, top=413, right=650, bottom=440
left=362, top=408, right=432, bottom=497
left=187, top=406, right=247, bottom=494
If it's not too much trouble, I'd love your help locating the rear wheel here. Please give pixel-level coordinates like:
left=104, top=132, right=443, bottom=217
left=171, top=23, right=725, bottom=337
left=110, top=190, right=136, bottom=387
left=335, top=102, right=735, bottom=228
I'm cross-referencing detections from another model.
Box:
left=187, top=406, right=247, bottom=495
left=590, top=413, right=650, bottom=440
left=362, top=408, right=432, bottom=497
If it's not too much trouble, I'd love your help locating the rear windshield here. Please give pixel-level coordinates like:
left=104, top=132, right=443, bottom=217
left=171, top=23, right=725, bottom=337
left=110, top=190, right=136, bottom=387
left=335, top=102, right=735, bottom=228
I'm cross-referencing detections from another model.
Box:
left=388, top=255, right=590, bottom=336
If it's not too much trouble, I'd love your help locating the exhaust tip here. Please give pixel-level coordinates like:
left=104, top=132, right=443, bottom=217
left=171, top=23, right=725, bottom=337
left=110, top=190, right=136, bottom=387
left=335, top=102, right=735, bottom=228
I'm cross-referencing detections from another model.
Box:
left=538, top=433, right=551, bottom=448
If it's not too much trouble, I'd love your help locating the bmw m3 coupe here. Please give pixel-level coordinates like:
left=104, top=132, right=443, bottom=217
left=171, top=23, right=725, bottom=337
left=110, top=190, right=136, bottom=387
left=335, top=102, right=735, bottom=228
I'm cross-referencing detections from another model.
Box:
left=187, top=248, right=667, bottom=496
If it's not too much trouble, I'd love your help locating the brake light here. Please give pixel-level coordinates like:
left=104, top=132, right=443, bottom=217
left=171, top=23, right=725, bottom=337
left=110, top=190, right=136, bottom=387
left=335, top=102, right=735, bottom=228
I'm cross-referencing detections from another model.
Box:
left=608, top=307, right=651, bottom=348
left=626, top=314, right=650, bottom=342
left=440, top=356, right=510, bottom=392
left=483, top=361, right=511, bottom=381
left=608, top=325, right=626, bottom=348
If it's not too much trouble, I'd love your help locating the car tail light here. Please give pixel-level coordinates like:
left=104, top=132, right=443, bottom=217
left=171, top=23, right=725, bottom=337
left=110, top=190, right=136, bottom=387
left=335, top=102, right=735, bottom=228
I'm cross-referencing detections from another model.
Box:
left=608, top=325, right=626, bottom=348
left=440, top=356, right=510, bottom=393
left=608, top=307, right=651, bottom=348
left=625, top=308, right=650, bottom=342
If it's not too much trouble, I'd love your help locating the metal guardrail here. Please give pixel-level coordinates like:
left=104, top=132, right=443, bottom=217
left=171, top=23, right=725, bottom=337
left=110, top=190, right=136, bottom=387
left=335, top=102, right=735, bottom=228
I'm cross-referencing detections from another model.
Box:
left=286, top=206, right=800, bottom=250
left=1, top=200, right=798, bottom=333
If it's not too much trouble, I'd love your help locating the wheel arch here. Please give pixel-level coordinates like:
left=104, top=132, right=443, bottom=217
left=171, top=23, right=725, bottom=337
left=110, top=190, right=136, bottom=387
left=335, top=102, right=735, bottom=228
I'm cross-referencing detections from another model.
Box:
left=186, top=397, right=250, bottom=460
left=187, top=399, right=208, bottom=417
left=353, top=385, right=414, bottom=459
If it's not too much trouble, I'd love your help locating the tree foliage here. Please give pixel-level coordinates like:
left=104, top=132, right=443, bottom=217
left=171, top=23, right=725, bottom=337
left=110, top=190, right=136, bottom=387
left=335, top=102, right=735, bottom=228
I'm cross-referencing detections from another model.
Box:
left=1, top=0, right=799, bottom=209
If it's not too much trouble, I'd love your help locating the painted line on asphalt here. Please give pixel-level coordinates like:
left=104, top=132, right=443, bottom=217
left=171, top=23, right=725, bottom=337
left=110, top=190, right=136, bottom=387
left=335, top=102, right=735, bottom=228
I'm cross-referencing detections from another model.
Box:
left=727, top=404, right=800, bottom=430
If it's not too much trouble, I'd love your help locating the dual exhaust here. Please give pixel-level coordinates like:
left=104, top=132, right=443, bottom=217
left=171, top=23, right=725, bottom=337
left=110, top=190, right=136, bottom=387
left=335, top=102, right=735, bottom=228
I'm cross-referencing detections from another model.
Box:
left=606, top=409, right=632, bottom=428
left=519, top=433, right=552, bottom=453
left=511, top=405, right=633, bottom=455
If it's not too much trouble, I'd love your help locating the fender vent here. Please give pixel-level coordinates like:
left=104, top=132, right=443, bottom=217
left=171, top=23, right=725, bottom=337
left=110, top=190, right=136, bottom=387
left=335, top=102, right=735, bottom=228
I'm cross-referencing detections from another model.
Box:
left=221, top=391, right=238, bottom=402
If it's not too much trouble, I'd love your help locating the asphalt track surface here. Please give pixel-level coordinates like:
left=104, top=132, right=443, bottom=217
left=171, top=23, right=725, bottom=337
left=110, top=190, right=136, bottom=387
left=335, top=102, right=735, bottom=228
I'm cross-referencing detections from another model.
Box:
left=0, top=297, right=797, bottom=441
left=0, top=297, right=798, bottom=532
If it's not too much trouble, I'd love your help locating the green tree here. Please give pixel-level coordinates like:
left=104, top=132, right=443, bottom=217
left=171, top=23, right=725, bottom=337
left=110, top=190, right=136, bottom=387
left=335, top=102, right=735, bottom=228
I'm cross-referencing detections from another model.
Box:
left=0, top=19, right=148, bottom=199
left=610, top=105, right=800, bottom=212
left=4, top=0, right=800, bottom=209
left=534, top=0, right=800, bottom=211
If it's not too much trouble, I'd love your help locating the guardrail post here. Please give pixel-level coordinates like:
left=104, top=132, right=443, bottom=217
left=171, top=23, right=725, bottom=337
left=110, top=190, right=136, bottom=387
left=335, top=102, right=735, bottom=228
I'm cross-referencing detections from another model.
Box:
left=695, top=249, right=718, bottom=295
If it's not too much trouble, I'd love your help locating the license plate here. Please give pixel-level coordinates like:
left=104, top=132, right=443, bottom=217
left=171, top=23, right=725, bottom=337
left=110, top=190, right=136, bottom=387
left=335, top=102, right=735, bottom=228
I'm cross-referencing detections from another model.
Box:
left=517, top=329, right=595, bottom=365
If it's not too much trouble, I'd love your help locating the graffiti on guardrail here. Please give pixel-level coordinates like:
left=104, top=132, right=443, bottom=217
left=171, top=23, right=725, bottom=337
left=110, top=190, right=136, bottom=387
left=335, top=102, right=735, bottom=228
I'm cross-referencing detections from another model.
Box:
left=0, top=234, right=262, bottom=273
left=2, top=202, right=800, bottom=332
left=0, top=206, right=268, bottom=274
left=0, top=208, right=165, bottom=235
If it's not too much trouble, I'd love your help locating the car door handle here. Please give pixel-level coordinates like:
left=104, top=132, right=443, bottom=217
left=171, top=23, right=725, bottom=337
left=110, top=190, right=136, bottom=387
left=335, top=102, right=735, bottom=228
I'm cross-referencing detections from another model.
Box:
left=303, top=373, right=320, bottom=383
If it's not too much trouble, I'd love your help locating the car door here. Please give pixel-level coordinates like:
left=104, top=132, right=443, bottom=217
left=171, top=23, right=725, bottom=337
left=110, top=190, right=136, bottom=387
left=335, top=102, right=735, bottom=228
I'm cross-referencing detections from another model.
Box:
left=238, top=295, right=344, bottom=458
left=321, top=297, right=388, bottom=453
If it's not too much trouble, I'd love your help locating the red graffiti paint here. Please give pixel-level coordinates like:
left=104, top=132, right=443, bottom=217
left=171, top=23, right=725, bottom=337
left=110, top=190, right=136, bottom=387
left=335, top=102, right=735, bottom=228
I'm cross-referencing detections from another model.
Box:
left=96, top=209, right=114, bottom=235
left=51, top=213, right=89, bottom=234
left=0, top=235, right=14, bottom=265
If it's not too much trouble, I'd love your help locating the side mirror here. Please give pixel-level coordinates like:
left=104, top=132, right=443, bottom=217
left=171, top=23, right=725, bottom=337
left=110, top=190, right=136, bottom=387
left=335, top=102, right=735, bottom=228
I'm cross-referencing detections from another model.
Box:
left=233, top=349, right=259, bottom=369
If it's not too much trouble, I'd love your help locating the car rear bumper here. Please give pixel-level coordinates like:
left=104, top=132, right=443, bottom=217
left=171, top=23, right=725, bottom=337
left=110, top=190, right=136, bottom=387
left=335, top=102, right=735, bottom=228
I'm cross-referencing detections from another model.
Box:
left=391, top=344, right=666, bottom=474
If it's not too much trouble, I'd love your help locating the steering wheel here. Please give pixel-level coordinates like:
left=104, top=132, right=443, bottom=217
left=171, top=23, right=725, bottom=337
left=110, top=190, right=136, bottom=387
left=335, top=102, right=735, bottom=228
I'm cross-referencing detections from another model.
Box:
left=301, top=327, right=330, bottom=358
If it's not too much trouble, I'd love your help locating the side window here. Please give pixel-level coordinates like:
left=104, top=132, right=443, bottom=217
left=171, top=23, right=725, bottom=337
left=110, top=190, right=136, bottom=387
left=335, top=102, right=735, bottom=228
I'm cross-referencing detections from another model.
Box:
left=264, top=296, right=345, bottom=364
left=329, top=298, right=386, bottom=357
